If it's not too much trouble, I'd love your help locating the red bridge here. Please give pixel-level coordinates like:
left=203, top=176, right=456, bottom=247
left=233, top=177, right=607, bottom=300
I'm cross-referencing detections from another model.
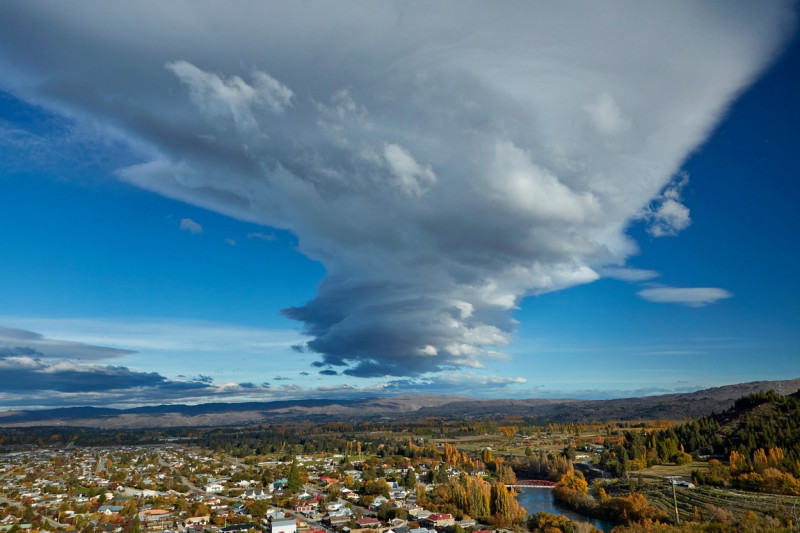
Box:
left=507, top=479, right=557, bottom=489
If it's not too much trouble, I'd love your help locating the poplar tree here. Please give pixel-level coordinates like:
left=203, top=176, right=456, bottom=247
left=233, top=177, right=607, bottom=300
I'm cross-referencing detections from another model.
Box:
left=287, top=458, right=301, bottom=493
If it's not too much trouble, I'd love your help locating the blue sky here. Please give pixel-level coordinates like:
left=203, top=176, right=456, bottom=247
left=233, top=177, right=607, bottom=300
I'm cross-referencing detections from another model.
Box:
left=0, top=2, right=798, bottom=409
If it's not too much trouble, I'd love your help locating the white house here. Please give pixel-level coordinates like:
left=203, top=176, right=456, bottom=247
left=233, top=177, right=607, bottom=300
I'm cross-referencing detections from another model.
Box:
left=271, top=518, right=296, bottom=533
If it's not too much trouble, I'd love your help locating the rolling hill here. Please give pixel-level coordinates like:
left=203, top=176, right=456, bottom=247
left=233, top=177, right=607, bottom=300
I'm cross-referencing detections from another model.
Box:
left=1, top=378, right=798, bottom=428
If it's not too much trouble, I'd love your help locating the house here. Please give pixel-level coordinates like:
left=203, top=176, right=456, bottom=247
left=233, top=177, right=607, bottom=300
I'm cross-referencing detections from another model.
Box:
left=137, top=509, right=171, bottom=524
left=325, top=516, right=349, bottom=528
left=368, top=496, right=389, bottom=511
left=271, top=518, right=297, bottom=533
left=421, top=513, right=454, bottom=528
left=221, top=524, right=257, bottom=533
left=390, top=489, right=407, bottom=500
left=185, top=516, right=210, bottom=526
left=0, top=524, right=31, bottom=533
left=408, top=509, right=431, bottom=521
left=356, top=518, right=381, bottom=529
left=98, top=506, right=123, bottom=515
left=204, top=483, right=225, bottom=493
left=266, top=509, right=287, bottom=520
left=245, top=488, right=270, bottom=500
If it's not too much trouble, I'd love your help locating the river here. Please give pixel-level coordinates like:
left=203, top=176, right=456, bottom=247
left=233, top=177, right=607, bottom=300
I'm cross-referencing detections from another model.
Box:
left=516, top=488, right=615, bottom=532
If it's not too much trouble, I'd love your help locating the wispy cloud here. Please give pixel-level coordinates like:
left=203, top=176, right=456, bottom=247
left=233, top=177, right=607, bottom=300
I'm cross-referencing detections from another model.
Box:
left=598, top=266, right=660, bottom=282
left=0, top=317, right=304, bottom=355
left=523, top=382, right=706, bottom=400
left=0, top=325, right=134, bottom=361
left=637, top=286, right=734, bottom=307
left=248, top=232, right=275, bottom=241
left=641, top=172, right=691, bottom=237
left=165, top=60, right=294, bottom=132
left=179, top=217, right=202, bottom=234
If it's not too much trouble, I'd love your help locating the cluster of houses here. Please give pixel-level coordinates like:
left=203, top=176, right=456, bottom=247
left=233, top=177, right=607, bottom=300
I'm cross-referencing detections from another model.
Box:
left=0, top=446, right=270, bottom=533
left=1, top=446, right=499, bottom=533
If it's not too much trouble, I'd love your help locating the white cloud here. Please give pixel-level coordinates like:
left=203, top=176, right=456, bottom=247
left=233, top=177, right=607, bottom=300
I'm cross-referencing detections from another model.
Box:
left=643, top=172, right=692, bottom=237
left=179, top=217, right=202, bottom=234
left=383, top=143, right=436, bottom=196
left=598, top=266, right=660, bottom=282
left=248, top=232, right=275, bottom=241
left=525, top=382, right=704, bottom=400
left=165, top=60, right=293, bottom=132
left=316, top=89, right=372, bottom=147
left=0, top=1, right=791, bottom=379
left=637, top=286, right=733, bottom=307
left=434, top=372, right=527, bottom=387
left=584, top=92, right=629, bottom=135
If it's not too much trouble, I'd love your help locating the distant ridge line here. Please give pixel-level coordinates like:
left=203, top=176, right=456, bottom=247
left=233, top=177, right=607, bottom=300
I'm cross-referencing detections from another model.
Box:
left=1, top=377, right=798, bottom=429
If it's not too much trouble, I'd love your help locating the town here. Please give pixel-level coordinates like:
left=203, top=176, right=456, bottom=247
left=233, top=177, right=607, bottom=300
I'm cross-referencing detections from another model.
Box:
left=0, top=440, right=525, bottom=533
left=3, top=389, right=800, bottom=533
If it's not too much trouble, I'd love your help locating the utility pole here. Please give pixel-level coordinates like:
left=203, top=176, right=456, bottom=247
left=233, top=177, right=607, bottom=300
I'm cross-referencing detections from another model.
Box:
left=671, top=479, right=680, bottom=525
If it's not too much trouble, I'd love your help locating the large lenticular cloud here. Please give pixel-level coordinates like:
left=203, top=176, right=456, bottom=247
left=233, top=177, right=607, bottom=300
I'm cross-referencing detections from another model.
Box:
left=0, top=2, right=792, bottom=377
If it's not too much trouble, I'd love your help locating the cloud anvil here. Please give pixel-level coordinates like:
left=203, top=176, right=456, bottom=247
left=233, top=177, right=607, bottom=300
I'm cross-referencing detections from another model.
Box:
left=0, top=1, right=796, bottom=396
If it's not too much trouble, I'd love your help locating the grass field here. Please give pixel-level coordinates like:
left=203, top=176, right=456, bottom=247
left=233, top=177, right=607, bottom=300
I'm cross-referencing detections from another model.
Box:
left=637, top=483, right=800, bottom=523
left=441, top=434, right=581, bottom=458
left=635, top=461, right=709, bottom=480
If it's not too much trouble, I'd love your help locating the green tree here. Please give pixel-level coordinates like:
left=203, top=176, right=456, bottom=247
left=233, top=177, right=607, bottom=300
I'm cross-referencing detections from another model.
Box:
left=403, top=468, right=416, bottom=490
left=562, top=445, right=577, bottom=461
left=121, top=500, right=138, bottom=518
left=527, top=512, right=575, bottom=533
left=287, top=459, right=301, bottom=494
left=434, top=466, right=449, bottom=484
left=261, top=468, right=273, bottom=487
left=480, top=448, right=493, bottom=464
left=247, top=500, right=270, bottom=518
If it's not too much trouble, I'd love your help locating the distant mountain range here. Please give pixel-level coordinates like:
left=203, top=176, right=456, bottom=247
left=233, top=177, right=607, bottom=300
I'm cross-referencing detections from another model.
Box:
left=2, top=377, right=799, bottom=429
